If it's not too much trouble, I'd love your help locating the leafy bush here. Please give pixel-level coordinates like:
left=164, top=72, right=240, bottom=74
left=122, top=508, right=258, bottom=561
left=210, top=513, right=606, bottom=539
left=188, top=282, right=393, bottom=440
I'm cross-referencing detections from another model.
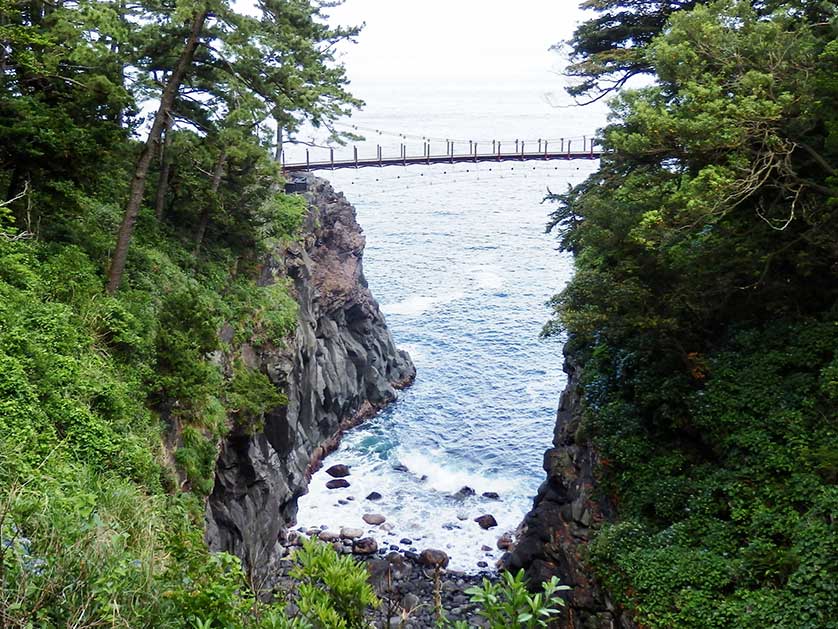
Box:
left=227, top=361, right=288, bottom=433
left=290, top=537, right=380, bottom=628
left=459, top=570, right=568, bottom=629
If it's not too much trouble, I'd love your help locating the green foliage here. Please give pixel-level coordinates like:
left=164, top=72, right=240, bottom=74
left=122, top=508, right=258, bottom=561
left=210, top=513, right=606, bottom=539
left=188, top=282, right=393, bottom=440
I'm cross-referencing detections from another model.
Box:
left=175, top=426, right=219, bottom=495
left=463, top=570, right=568, bottom=629
left=0, top=67, right=304, bottom=629
left=547, top=2, right=838, bottom=626
left=562, top=0, right=703, bottom=102
left=0, top=213, right=303, bottom=625
left=290, top=537, right=380, bottom=629
left=227, top=361, right=288, bottom=432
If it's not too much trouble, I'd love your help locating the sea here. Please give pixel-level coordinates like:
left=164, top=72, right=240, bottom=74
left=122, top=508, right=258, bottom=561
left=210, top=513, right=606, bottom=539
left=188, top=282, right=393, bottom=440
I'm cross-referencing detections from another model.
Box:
left=288, top=78, right=607, bottom=572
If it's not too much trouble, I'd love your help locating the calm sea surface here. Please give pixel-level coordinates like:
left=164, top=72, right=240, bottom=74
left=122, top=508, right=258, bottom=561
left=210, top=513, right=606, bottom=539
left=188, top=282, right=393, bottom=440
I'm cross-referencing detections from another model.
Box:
left=293, top=79, right=605, bottom=571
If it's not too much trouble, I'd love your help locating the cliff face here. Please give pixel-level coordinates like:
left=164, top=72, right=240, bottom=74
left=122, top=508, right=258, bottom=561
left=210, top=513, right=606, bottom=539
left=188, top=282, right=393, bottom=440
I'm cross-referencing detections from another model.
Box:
left=505, top=354, right=635, bottom=629
left=205, top=177, right=415, bottom=584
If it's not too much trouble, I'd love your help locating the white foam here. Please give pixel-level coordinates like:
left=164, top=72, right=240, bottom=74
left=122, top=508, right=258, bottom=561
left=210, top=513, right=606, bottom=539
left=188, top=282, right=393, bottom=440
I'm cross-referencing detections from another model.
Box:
left=295, top=447, right=533, bottom=572
left=469, top=268, right=505, bottom=291
left=396, top=448, right=519, bottom=495
left=382, top=291, right=463, bottom=316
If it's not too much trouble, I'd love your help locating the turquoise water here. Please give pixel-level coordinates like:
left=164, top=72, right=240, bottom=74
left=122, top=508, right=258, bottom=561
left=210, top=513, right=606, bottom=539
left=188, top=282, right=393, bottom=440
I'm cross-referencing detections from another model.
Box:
left=295, top=79, right=605, bottom=571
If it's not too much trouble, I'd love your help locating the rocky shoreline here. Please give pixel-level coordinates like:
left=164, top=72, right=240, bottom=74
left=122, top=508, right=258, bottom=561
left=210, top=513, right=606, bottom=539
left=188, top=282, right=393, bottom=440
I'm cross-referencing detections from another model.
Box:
left=276, top=531, right=493, bottom=628
left=298, top=462, right=520, bottom=574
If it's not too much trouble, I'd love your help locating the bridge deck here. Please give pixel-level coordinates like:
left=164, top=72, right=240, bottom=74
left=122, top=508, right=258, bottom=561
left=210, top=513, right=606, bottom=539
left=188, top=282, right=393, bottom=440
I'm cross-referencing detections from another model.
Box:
left=282, top=150, right=602, bottom=172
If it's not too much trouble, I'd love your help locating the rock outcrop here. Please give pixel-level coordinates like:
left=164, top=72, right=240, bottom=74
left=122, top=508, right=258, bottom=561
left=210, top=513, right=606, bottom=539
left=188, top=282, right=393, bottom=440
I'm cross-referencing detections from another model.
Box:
left=205, top=176, right=414, bottom=587
left=504, top=353, right=635, bottom=629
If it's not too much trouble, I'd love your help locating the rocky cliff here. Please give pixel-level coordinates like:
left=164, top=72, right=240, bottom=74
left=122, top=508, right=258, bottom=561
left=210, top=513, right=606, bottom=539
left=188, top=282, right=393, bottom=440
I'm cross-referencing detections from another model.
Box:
left=205, top=176, right=415, bottom=587
left=505, top=353, right=635, bottom=629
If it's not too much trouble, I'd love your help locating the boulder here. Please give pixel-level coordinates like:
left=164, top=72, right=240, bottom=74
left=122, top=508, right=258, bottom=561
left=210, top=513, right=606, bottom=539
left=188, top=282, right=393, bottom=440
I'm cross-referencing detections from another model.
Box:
left=326, top=464, right=351, bottom=478
left=363, top=513, right=386, bottom=525
left=353, top=537, right=378, bottom=555
left=418, top=548, right=449, bottom=569
left=453, top=486, right=476, bottom=499
left=340, top=527, right=364, bottom=540
left=326, top=478, right=350, bottom=489
left=318, top=530, right=340, bottom=542
left=482, top=492, right=500, bottom=500
left=475, top=514, right=498, bottom=529
left=497, top=533, right=514, bottom=550
left=366, top=491, right=383, bottom=501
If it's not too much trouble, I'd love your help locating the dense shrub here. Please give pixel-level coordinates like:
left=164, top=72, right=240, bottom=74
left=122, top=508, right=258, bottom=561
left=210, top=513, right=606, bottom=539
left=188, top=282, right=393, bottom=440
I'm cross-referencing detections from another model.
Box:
left=545, top=2, right=838, bottom=626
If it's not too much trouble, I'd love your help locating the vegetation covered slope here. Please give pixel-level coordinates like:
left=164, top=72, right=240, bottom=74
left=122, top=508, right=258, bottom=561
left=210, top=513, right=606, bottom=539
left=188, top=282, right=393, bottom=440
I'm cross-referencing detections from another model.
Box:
left=547, top=1, right=837, bottom=626
left=0, top=0, right=364, bottom=626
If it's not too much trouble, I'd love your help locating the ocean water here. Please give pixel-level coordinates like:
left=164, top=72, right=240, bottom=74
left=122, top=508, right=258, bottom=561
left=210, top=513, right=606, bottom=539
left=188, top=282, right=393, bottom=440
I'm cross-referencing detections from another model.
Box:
left=293, top=79, right=605, bottom=572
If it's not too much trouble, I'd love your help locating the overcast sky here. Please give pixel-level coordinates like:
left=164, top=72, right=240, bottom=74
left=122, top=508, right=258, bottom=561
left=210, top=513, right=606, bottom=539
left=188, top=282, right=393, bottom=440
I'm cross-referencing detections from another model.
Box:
left=322, top=0, right=590, bottom=84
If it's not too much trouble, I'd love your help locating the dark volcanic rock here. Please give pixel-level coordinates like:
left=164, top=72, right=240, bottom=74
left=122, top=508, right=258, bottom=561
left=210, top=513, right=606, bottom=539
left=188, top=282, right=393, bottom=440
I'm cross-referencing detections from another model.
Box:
left=475, top=514, right=498, bottom=529
left=326, top=464, right=351, bottom=478
left=418, top=548, right=449, bottom=569
left=504, top=354, right=636, bottom=629
left=326, top=478, right=350, bottom=489
left=353, top=537, right=379, bottom=555
left=482, top=491, right=500, bottom=500
left=453, top=486, right=476, bottom=499
left=365, top=491, right=383, bottom=501
left=497, top=533, right=514, bottom=550
left=205, top=176, right=415, bottom=587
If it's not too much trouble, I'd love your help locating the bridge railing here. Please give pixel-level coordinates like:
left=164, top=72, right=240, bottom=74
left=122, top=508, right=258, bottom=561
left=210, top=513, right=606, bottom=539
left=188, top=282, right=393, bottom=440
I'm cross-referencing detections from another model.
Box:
left=282, top=137, right=601, bottom=171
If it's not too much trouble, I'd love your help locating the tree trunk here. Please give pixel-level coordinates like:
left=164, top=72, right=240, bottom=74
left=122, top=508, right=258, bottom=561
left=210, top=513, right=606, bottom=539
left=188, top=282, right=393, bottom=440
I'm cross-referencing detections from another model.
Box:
left=154, top=112, right=176, bottom=220
left=274, top=124, right=283, bottom=162
left=193, top=149, right=227, bottom=256
left=106, top=9, right=207, bottom=294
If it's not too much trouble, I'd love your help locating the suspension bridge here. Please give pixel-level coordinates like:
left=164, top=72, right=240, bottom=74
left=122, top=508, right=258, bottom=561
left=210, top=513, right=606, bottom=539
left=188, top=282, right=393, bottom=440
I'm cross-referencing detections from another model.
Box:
left=281, top=132, right=601, bottom=173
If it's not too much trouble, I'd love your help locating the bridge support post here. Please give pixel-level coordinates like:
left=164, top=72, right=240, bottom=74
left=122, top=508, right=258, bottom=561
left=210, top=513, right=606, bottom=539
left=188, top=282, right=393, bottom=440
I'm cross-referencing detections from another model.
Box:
left=544, top=141, right=548, bottom=159
left=450, top=141, right=454, bottom=164
left=306, top=149, right=309, bottom=171
left=492, top=140, right=496, bottom=154
left=354, top=146, right=358, bottom=169
left=538, top=139, right=542, bottom=153
left=521, top=141, right=525, bottom=159
left=402, top=143, right=406, bottom=166
left=561, top=138, right=564, bottom=153
left=473, top=142, right=478, bottom=162
left=567, top=140, right=571, bottom=159
left=377, top=144, right=382, bottom=167
left=590, top=139, right=594, bottom=158
left=515, top=139, right=519, bottom=153
left=497, top=142, right=501, bottom=161
left=330, top=147, right=334, bottom=170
